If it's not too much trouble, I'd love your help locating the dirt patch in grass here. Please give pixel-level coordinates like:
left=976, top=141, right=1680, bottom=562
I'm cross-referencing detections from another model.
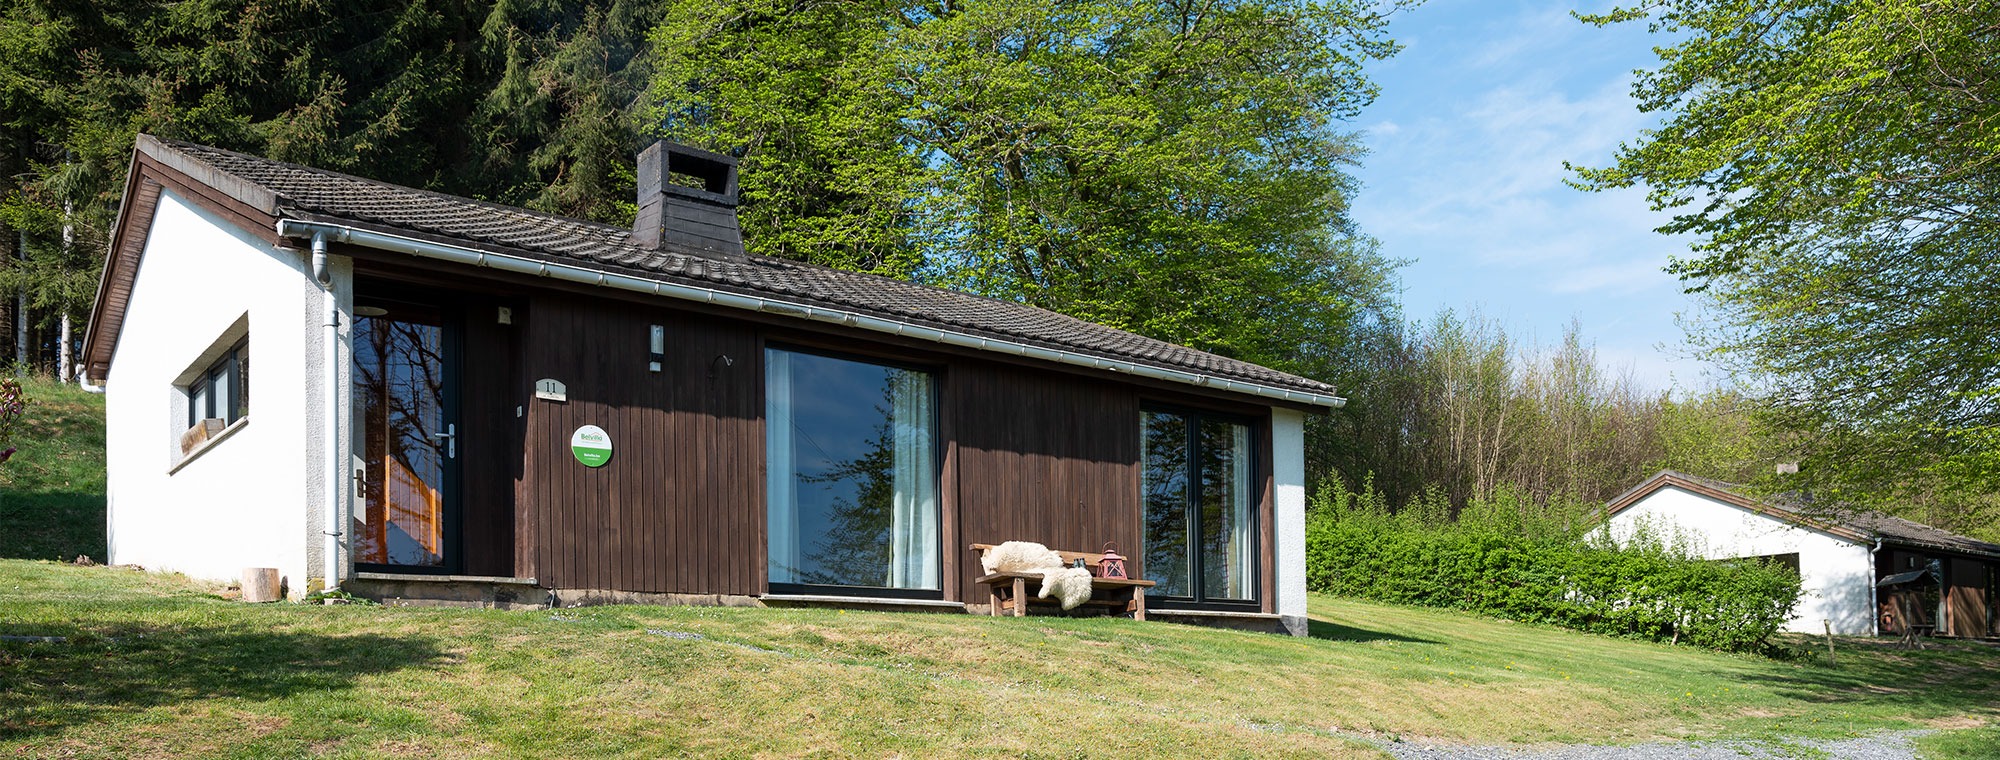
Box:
left=1927, top=715, right=1989, bottom=730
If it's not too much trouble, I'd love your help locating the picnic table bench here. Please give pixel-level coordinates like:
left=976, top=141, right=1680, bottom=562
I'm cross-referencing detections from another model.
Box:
left=969, top=543, right=1156, bottom=620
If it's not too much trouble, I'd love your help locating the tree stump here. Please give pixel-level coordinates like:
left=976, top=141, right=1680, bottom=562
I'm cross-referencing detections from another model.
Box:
left=241, top=568, right=282, bottom=603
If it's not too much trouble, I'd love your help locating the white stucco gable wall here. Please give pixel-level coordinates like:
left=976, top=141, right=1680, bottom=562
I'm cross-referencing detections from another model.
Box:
left=104, top=190, right=319, bottom=593
left=1272, top=407, right=1308, bottom=636
left=1604, top=486, right=1875, bottom=635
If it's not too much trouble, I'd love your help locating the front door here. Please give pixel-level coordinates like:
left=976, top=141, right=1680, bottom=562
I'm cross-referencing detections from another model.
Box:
left=353, top=299, right=459, bottom=572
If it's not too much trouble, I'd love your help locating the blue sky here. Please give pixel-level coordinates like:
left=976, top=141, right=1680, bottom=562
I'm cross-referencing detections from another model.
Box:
left=1348, top=1, right=1704, bottom=391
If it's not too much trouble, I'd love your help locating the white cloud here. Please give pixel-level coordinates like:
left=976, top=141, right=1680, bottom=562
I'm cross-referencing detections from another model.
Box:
left=1468, top=6, right=1585, bottom=69
left=1547, top=259, right=1668, bottom=295
left=1350, top=0, right=1703, bottom=391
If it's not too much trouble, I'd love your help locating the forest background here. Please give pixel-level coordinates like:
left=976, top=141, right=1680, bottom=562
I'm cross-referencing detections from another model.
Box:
left=2, top=0, right=1992, bottom=540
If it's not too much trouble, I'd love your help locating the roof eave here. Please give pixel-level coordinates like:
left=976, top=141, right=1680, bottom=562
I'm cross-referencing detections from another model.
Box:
left=1875, top=536, right=2000, bottom=562
left=1597, top=471, right=1874, bottom=544
left=277, top=218, right=1347, bottom=409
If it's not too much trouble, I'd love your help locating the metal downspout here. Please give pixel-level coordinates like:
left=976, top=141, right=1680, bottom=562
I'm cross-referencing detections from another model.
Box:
left=1870, top=537, right=1883, bottom=637
left=311, top=231, right=343, bottom=595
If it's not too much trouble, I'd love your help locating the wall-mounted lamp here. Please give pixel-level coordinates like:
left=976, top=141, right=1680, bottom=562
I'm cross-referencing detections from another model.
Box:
left=648, top=324, right=665, bottom=372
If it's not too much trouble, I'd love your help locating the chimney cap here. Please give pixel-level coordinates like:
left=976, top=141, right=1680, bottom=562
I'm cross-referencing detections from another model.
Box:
left=634, top=140, right=743, bottom=255
left=638, top=140, right=738, bottom=207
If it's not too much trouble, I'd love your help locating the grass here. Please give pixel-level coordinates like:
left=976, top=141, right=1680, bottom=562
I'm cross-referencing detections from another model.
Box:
left=1918, top=726, right=2000, bottom=760
left=2, top=561, right=1996, bottom=758
left=1, top=372, right=1996, bottom=757
left=0, top=374, right=108, bottom=562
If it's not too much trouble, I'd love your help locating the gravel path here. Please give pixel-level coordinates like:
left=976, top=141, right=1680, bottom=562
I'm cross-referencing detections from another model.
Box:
left=1371, top=730, right=1933, bottom=760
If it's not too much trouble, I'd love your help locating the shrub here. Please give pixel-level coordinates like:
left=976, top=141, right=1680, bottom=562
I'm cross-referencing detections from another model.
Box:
left=1306, top=479, right=1802, bottom=653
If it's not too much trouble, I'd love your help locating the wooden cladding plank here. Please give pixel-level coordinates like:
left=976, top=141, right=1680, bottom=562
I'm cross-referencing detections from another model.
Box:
left=455, top=299, right=521, bottom=577
left=135, top=154, right=283, bottom=246
left=1947, top=558, right=1989, bottom=639
left=520, top=293, right=761, bottom=594
left=1259, top=429, right=1276, bottom=615
left=87, top=177, right=164, bottom=378
left=949, top=359, right=1142, bottom=603
left=512, top=290, right=1268, bottom=604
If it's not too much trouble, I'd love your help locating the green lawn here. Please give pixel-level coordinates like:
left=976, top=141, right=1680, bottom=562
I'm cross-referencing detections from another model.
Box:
left=3, top=560, right=1995, bottom=758
left=0, top=375, right=108, bottom=562
left=1, top=374, right=1995, bottom=757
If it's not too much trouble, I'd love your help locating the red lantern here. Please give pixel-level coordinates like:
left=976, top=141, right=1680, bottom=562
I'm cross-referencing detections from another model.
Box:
left=1098, top=543, right=1127, bottom=579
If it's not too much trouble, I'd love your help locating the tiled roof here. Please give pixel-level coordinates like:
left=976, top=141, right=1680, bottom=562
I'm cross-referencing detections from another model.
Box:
left=1611, top=471, right=2000, bottom=559
left=158, top=139, right=1335, bottom=400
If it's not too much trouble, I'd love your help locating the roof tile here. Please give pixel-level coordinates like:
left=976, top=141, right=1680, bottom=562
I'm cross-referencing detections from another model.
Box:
left=161, top=139, right=1335, bottom=399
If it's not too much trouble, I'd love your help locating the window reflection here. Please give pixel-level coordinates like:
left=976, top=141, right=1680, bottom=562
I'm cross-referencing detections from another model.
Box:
left=766, top=348, right=938, bottom=590
left=354, top=311, right=447, bottom=568
left=1143, top=410, right=1255, bottom=602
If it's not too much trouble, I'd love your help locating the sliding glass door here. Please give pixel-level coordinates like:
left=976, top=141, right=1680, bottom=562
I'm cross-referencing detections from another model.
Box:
left=766, top=347, right=939, bottom=593
left=1143, top=409, right=1256, bottom=604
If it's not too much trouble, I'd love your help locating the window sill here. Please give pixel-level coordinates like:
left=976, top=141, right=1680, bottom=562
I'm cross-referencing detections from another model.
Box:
left=168, top=417, right=249, bottom=475
left=1147, top=609, right=1276, bottom=620
left=759, top=594, right=966, bottom=612
left=354, top=571, right=539, bottom=586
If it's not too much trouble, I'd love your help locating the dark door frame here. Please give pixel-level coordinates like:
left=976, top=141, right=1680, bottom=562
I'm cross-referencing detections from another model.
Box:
left=1140, top=403, right=1264, bottom=611
left=352, top=285, right=465, bottom=576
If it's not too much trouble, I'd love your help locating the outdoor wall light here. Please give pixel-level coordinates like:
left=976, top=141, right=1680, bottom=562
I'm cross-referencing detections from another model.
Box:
left=649, top=324, right=665, bottom=372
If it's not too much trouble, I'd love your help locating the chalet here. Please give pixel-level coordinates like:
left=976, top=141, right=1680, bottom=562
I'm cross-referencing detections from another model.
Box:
left=84, top=136, right=1340, bottom=634
left=1601, top=471, right=2000, bottom=639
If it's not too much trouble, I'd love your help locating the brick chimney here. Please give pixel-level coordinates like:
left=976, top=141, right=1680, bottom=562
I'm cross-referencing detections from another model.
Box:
left=633, top=141, right=741, bottom=257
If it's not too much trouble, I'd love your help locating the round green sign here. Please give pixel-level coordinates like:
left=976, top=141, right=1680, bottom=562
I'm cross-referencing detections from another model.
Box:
left=571, top=424, right=612, bottom=467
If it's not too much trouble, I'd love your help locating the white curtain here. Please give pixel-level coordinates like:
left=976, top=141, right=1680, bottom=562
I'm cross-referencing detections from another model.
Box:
left=887, top=369, right=938, bottom=589
left=1225, top=423, right=1253, bottom=599
left=765, top=349, right=798, bottom=584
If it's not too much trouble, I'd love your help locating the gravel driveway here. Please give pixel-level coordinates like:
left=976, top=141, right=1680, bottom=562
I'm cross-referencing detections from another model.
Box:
left=1372, top=730, right=1932, bottom=760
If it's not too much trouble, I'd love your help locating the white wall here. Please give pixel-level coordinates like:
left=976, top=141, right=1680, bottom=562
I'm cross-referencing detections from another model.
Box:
left=1272, top=407, right=1308, bottom=636
left=1604, top=486, right=1876, bottom=635
left=104, top=191, right=319, bottom=595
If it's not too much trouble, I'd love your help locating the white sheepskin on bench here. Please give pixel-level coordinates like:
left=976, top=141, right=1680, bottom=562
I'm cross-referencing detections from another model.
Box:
left=982, top=541, right=1064, bottom=575
left=982, top=541, right=1095, bottom=610
left=1037, top=567, right=1095, bottom=610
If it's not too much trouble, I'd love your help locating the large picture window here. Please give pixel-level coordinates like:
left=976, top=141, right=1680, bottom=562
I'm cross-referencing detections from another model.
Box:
left=1143, top=409, right=1256, bottom=604
left=766, top=347, right=939, bottom=592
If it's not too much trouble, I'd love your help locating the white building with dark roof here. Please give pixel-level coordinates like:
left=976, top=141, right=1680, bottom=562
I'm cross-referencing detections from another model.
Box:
left=1602, top=471, right=1999, bottom=638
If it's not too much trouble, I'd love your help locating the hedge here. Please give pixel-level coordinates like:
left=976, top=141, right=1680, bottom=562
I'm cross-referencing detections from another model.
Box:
left=1305, top=486, right=1802, bottom=653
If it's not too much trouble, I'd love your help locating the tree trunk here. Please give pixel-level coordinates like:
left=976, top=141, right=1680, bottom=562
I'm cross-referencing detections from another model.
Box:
left=241, top=568, right=283, bottom=603
left=58, top=313, right=72, bottom=383
left=0, top=223, right=11, bottom=366
left=59, top=202, right=73, bottom=383
left=13, top=229, right=24, bottom=369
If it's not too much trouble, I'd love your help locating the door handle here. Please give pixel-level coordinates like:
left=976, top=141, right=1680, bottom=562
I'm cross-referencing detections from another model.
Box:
left=434, top=423, right=456, bottom=459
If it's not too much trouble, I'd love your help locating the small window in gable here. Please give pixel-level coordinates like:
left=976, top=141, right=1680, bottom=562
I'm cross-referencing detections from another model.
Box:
left=175, top=319, right=250, bottom=463
left=187, top=338, right=249, bottom=429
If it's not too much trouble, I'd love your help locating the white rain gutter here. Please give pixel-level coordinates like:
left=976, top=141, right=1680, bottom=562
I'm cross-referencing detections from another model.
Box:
left=310, top=230, right=344, bottom=595
left=274, top=220, right=1347, bottom=409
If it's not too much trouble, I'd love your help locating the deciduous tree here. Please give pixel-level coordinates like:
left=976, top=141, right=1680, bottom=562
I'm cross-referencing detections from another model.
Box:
left=647, top=0, right=1407, bottom=373
left=1573, top=1, right=2000, bottom=520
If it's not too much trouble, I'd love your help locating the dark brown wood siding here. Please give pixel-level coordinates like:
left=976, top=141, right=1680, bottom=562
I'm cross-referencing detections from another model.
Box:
left=363, top=259, right=1281, bottom=604
left=948, top=359, right=1144, bottom=603
left=520, top=293, right=763, bottom=594
left=456, top=298, right=524, bottom=577
left=1946, top=558, right=1990, bottom=639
